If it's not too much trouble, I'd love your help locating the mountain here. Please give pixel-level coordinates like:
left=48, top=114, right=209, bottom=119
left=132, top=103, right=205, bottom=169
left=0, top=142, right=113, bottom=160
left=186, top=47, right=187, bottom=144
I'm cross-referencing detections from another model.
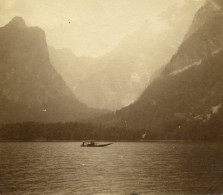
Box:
left=0, top=17, right=102, bottom=123
left=48, top=47, right=107, bottom=92
left=159, top=0, right=223, bottom=78
left=49, top=1, right=202, bottom=111
left=74, top=20, right=181, bottom=110
left=185, top=0, right=223, bottom=40
left=112, top=0, right=223, bottom=140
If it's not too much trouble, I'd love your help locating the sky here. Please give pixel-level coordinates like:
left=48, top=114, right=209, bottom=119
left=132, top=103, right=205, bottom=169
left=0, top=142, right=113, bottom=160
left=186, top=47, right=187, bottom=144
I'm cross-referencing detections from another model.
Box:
left=0, top=0, right=204, bottom=57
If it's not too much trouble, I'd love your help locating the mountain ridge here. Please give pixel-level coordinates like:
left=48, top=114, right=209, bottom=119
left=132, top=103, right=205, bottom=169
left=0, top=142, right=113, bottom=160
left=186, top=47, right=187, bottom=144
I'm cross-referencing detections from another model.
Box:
left=49, top=0, right=203, bottom=111
left=107, top=0, right=223, bottom=139
left=0, top=16, right=103, bottom=123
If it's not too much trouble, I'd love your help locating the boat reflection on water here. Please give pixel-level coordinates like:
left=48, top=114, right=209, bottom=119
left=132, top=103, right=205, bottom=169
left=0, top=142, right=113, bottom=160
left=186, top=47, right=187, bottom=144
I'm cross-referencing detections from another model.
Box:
left=81, top=140, right=113, bottom=147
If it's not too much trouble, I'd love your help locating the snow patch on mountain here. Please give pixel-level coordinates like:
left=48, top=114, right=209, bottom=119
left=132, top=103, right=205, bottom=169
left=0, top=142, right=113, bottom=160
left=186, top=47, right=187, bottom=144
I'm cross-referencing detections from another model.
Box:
left=211, top=103, right=222, bottom=114
left=170, top=59, right=202, bottom=76
left=193, top=103, right=222, bottom=122
left=212, top=48, right=222, bottom=56
left=194, top=115, right=205, bottom=121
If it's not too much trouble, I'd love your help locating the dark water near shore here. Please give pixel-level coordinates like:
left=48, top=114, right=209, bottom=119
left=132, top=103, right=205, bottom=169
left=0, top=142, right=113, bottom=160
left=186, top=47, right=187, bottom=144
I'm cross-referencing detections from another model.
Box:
left=1, top=142, right=223, bottom=195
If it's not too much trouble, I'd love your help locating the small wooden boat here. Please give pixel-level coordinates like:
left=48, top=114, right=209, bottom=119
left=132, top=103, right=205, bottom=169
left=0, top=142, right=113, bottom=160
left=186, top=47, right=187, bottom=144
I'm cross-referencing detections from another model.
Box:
left=81, top=141, right=112, bottom=147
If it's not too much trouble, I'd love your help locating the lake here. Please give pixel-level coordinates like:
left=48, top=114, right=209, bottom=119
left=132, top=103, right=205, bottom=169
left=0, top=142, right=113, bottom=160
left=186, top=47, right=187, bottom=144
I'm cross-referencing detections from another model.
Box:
left=0, top=142, right=223, bottom=195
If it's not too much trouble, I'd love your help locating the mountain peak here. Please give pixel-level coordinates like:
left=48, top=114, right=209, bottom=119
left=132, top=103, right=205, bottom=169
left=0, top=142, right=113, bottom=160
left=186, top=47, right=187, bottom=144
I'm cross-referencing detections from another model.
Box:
left=7, top=16, right=26, bottom=28
left=184, top=0, right=223, bottom=40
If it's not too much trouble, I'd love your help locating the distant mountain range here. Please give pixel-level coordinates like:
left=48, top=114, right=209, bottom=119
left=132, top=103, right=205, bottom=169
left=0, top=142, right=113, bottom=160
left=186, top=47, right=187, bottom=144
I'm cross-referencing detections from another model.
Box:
left=2, top=1, right=223, bottom=141
left=0, top=17, right=104, bottom=123
left=112, top=0, right=223, bottom=139
left=49, top=0, right=203, bottom=111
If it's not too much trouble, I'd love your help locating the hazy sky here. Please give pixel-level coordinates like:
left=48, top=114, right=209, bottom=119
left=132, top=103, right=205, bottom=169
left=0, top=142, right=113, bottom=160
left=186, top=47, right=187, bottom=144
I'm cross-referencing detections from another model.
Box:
left=0, top=0, right=204, bottom=57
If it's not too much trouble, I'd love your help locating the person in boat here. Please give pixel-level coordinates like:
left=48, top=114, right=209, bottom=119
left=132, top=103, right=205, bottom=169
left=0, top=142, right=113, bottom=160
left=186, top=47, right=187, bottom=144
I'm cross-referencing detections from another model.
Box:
left=82, top=141, right=85, bottom=146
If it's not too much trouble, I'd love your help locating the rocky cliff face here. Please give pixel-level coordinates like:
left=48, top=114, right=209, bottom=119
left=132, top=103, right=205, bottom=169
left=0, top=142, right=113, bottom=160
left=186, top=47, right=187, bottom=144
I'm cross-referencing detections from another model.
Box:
left=184, top=0, right=223, bottom=40
left=49, top=1, right=203, bottom=111
left=161, top=15, right=223, bottom=77
left=0, top=17, right=101, bottom=123
left=48, top=46, right=101, bottom=91
left=112, top=0, right=223, bottom=138
left=150, top=0, right=223, bottom=80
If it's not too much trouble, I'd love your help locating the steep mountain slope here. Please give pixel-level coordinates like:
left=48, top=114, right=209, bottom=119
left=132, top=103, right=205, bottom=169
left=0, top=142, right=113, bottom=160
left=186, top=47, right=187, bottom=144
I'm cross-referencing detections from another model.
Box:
left=50, top=22, right=174, bottom=111
left=158, top=0, right=223, bottom=78
left=117, top=51, right=223, bottom=130
left=48, top=47, right=106, bottom=91
left=113, top=0, right=223, bottom=138
left=0, top=17, right=101, bottom=123
left=185, top=0, right=223, bottom=40
left=50, top=1, right=203, bottom=111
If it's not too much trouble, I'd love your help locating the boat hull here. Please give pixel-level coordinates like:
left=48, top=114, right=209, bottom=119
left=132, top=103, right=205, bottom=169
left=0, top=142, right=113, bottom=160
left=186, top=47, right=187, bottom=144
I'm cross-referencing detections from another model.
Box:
left=81, top=143, right=112, bottom=147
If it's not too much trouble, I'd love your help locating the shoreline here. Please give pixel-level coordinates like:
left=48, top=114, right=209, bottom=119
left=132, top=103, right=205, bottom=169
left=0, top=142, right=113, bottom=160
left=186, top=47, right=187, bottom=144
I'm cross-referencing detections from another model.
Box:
left=0, top=140, right=222, bottom=143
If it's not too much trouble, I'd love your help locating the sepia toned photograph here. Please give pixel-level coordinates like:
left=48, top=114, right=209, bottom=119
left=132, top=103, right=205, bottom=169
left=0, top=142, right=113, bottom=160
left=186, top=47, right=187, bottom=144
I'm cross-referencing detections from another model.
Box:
left=1, top=0, right=223, bottom=194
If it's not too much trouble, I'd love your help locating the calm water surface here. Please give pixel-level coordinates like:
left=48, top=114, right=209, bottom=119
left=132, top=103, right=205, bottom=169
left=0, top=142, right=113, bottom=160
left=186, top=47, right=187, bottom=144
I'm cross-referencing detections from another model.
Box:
left=1, top=142, right=223, bottom=195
